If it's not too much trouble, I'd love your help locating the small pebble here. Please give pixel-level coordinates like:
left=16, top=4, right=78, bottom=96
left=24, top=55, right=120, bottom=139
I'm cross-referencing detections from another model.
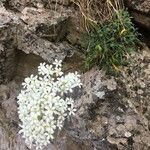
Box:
left=137, top=89, right=143, bottom=95
left=125, top=132, right=132, bottom=138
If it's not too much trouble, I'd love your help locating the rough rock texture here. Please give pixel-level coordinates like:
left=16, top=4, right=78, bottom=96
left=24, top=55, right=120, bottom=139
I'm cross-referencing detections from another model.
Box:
left=70, top=46, right=150, bottom=149
left=125, top=0, right=150, bottom=30
left=0, top=44, right=150, bottom=150
left=0, top=0, right=150, bottom=150
left=0, top=1, right=78, bottom=84
left=0, top=83, right=27, bottom=150
left=0, top=7, right=19, bottom=84
left=4, top=0, right=71, bottom=12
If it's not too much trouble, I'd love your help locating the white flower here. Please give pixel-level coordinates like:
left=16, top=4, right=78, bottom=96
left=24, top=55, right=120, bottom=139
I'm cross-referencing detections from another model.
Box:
left=53, top=59, right=62, bottom=67
left=57, top=120, right=63, bottom=130
left=54, top=67, right=63, bottom=77
left=22, top=74, right=37, bottom=88
left=38, top=63, right=54, bottom=77
left=38, top=63, right=48, bottom=76
left=68, top=104, right=76, bottom=116
left=47, top=65, right=54, bottom=76
left=17, top=60, right=82, bottom=150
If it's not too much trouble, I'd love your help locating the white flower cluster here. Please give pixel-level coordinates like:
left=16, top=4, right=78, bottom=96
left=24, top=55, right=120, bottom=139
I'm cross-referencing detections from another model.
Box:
left=17, top=59, right=82, bottom=150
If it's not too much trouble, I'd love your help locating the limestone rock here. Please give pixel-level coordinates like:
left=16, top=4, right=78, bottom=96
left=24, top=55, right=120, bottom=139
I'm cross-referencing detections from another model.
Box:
left=125, top=0, right=150, bottom=30
left=0, top=45, right=150, bottom=149
left=0, top=5, right=76, bottom=83
left=0, top=7, right=19, bottom=84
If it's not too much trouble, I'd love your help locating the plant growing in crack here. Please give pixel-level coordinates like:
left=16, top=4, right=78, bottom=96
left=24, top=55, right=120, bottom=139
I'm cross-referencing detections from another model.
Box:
left=84, top=10, right=139, bottom=74
left=17, top=59, right=82, bottom=150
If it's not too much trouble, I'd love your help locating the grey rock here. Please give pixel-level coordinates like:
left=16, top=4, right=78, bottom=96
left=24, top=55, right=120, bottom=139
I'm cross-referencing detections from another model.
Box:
left=125, top=0, right=150, bottom=30
left=0, top=5, right=76, bottom=83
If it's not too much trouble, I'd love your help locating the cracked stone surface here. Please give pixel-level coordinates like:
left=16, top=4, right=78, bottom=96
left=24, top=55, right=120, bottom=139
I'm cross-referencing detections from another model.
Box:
left=125, top=0, right=150, bottom=30
left=0, top=4, right=76, bottom=84
left=0, top=44, right=149, bottom=150
left=0, top=0, right=150, bottom=149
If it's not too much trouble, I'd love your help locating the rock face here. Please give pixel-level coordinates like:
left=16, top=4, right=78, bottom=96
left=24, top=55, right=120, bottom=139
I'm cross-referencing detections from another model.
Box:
left=0, top=44, right=150, bottom=150
left=0, top=1, right=78, bottom=84
left=125, top=0, right=150, bottom=30
left=0, top=7, right=18, bottom=84
left=0, top=0, right=150, bottom=150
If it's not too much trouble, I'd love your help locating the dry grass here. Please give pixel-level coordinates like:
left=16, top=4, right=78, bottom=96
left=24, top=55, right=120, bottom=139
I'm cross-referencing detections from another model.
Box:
left=46, top=0, right=125, bottom=34
left=71, top=0, right=124, bottom=31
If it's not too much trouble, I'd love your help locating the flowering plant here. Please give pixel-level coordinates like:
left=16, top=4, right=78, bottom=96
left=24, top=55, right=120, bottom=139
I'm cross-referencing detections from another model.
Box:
left=17, top=59, right=82, bottom=150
